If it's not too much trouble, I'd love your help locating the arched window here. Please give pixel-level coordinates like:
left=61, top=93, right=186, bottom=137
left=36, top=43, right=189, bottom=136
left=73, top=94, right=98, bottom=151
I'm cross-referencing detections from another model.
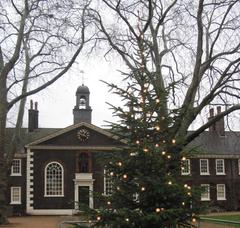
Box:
left=79, top=153, right=89, bottom=173
left=79, top=96, right=86, bottom=109
left=45, top=162, right=64, bottom=196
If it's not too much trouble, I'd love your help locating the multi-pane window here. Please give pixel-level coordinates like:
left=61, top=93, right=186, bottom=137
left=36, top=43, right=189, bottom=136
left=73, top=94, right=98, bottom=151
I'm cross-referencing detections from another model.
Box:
left=45, top=162, right=64, bottom=197
left=11, top=159, right=21, bottom=176
left=201, top=184, right=210, bottom=201
left=104, top=170, right=113, bottom=196
left=217, top=184, right=226, bottom=200
left=200, top=159, right=209, bottom=175
left=216, top=159, right=225, bottom=175
left=10, top=187, right=21, bottom=204
left=181, top=159, right=191, bottom=175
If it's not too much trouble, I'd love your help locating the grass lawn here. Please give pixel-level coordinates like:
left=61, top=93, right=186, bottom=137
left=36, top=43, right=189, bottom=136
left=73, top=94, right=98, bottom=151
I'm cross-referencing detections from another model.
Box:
left=201, top=214, right=240, bottom=227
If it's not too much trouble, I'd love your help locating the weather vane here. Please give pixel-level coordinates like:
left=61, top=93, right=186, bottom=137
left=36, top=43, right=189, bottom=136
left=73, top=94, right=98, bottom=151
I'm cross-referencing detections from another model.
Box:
left=80, top=70, right=85, bottom=85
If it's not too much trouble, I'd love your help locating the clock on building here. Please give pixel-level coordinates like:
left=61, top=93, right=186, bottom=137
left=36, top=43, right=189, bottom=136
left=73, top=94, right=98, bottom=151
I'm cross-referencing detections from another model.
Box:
left=77, top=129, right=90, bottom=141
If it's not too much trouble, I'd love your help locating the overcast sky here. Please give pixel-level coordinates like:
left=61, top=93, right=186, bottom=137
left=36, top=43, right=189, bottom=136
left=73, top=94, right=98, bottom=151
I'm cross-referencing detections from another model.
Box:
left=7, top=56, right=125, bottom=129
left=6, top=54, right=240, bottom=131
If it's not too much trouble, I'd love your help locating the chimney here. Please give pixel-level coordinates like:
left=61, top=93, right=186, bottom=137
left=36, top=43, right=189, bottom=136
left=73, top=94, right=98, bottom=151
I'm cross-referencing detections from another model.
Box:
left=28, top=100, right=39, bottom=132
left=215, top=106, right=225, bottom=136
left=208, top=106, right=225, bottom=136
left=208, top=108, right=216, bottom=132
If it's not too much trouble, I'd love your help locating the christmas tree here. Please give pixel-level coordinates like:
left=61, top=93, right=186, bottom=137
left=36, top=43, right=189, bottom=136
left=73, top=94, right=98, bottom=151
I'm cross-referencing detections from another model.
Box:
left=79, top=23, right=205, bottom=228
left=78, top=78, right=205, bottom=227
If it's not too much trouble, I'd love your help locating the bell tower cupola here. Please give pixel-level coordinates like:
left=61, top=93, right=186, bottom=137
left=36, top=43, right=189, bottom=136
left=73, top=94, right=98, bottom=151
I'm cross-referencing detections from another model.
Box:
left=73, top=84, right=92, bottom=124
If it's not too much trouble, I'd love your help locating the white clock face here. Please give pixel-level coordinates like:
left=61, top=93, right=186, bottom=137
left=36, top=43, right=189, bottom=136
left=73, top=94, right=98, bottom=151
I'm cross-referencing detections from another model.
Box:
left=77, top=129, right=90, bottom=141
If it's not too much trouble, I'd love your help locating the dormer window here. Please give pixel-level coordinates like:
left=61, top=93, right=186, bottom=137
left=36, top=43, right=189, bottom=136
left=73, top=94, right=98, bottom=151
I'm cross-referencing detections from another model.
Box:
left=79, top=96, right=86, bottom=109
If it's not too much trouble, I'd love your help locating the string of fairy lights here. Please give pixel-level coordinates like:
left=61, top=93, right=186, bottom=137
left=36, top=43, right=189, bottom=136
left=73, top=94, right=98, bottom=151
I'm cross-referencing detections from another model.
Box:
left=93, top=9, right=197, bottom=226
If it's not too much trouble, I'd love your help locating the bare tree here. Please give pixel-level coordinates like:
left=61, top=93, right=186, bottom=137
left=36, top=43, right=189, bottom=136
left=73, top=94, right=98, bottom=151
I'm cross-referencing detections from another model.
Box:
left=91, top=0, right=240, bottom=142
left=0, top=0, right=93, bottom=223
left=79, top=0, right=240, bottom=226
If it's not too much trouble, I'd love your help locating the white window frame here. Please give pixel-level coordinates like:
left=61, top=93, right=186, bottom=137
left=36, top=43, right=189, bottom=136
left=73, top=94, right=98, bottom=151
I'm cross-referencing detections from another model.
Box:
left=216, top=159, right=225, bottom=175
left=44, top=162, right=64, bottom=197
left=201, top=184, right=210, bottom=201
left=200, top=159, right=210, bottom=175
left=11, top=159, right=21, bottom=176
left=217, top=184, right=226, bottom=201
left=181, top=159, right=191, bottom=175
left=10, top=187, right=21, bottom=204
left=104, top=169, right=113, bottom=196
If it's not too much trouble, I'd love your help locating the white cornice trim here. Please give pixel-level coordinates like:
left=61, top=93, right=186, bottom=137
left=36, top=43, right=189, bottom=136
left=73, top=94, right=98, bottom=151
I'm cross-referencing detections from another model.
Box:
left=26, top=145, right=126, bottom=150
left=191, top=154, right=240, bottom=159
left=26, top=209, right=74, bottom=215
left=26, top=122, right=126, bottom=147
left=14, top=153, right=27, bottom=158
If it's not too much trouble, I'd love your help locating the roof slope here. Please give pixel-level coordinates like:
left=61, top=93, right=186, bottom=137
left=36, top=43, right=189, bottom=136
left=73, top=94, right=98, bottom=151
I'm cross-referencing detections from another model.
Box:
left=189, top=131, right=240, bottom=155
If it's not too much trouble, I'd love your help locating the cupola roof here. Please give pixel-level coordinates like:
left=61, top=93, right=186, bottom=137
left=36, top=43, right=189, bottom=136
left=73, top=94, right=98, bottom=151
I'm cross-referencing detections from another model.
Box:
left=76, top=84, right=90, bottom=94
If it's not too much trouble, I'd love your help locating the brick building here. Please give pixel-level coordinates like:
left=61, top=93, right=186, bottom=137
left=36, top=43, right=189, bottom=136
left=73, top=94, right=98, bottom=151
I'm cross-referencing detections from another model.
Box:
left=7, top=85, right=240, bottom=215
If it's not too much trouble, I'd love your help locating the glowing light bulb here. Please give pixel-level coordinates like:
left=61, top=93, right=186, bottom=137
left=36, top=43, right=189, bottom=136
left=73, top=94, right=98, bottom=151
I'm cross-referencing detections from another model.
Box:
left=156, top=98, right=160, bottom=103
left=123, top=174, right=127, bottom=179
left=125, top=218, right=129, bottom=222
left=110, top=172, right=114, bottom=176
left=182, top=202, right=185, bottom=206
left=184, top=184, right=188, bottom=188
left=118, top=162, right=122, bottom=166
left=97, top=216, right=101, bottom=221
left=167, top=155, right=171, bottom=159
left=182, top=157, right=186, bottom=161
left=192, top=218, right=196, bottom=223
left=143, top=148, right=149, bottom=152
left=141, top=187, right=145, bottom=191
left=107, top=201, right=111, bottom=205
left=155, top=125, right=160, bottom=131
left=155, top=208, right=161, bottom=213
left=168, top=181, right=172, bottom=185
left=117, top=186, right=120, bottom=191
left=162, top=151, right=166, bottom=155
left=136, top=140, right=140, bottom=144
left=172, top=139, right=176, bottom=144
left=144, top=83, right=149, bottom=88
left=155, top=144, right=159, bottom=147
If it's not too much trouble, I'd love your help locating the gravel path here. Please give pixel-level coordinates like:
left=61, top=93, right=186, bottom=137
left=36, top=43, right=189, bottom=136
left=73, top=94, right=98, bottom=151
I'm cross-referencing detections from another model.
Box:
left=0, top=215, right=238, bottom=228
left=0, top=216, right=65, bottom=228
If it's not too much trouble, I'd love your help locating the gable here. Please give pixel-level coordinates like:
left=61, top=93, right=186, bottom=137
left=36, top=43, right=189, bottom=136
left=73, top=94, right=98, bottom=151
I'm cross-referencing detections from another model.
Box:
left=26, top=122, right=125, bottom=149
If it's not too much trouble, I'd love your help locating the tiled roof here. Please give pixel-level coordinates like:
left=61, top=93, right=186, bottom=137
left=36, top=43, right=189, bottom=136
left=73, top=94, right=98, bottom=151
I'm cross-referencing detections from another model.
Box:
left=189, top=131, right=240, bottom=155
left=6, top=128, right=60, bottom=153
left=7, top=127, right=240, bottom=156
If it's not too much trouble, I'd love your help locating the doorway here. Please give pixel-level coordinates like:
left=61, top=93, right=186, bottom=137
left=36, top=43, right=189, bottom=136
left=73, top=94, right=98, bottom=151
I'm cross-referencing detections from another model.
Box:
left=78, top=186, right=90, bottom=206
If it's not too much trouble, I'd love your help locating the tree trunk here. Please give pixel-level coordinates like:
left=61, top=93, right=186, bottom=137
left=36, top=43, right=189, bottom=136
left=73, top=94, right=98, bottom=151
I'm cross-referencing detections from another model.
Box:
left=0, top=76, right=9, bottom=224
